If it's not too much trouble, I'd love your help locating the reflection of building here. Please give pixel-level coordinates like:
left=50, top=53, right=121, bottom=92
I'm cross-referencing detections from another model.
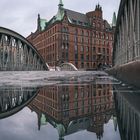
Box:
left=27, top=0, right=115, bottom=70
left=29, top=83, right=115, bottom=139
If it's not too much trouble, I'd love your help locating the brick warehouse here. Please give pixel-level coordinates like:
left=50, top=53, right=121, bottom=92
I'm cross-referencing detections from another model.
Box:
left=27, top=0, right=116, bottom=70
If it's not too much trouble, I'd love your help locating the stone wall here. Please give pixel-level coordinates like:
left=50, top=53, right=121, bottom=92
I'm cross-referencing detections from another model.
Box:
left=107, top=61, right=140, bottom=88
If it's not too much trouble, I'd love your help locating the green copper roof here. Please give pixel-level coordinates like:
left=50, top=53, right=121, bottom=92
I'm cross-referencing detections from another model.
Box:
left=46, top=0, right=64, bottom=25
left=59, top=0, right=64, bottom=7
left=46, top=0, right=90, bottom=27
left=41, top=114, right=47, bottom=125
left=112, top=12, right=117, bottom=27
left=40, top=19, right=47, bottom=31
left=56, top=9, right=64, bottom=21
left=56, top=124, right=65, bottom=138
left=56, top=0, right=64, bottom=21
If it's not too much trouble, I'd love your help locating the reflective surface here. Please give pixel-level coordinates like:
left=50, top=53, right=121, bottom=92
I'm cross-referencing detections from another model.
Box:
left=0, top=86, right=39, bottom=119
left=0, top=72, right=139, bottom=140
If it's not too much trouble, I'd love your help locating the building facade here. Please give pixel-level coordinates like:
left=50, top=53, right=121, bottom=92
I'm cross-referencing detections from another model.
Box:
left=27, top=0, right=115, bottom=70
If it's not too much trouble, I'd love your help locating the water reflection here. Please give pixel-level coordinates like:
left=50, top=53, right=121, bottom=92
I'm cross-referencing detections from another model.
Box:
left=28, top=83, right=116, bottom=140
left=114, top=86, right=140, bottom=140
left=0, top=86, right=40, bottom=119
left=1, top=82, right=140, bottom=140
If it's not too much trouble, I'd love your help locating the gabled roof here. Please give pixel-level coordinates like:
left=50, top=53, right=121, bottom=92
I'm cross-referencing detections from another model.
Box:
left=64, top=9, right=89, bottom=26
left=46, top=8, right=90, bottom=28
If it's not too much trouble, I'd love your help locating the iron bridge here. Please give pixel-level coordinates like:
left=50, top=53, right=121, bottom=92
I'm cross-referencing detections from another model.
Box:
left=0, top=27, right=48, bottom=71
left=113, top=0, right=140, bottom=66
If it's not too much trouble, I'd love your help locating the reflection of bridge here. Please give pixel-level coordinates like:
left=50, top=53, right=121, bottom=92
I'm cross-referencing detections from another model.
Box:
left=0, top=86, right=39, bottom=119
left=114, top=87, right=140, bottom=140
left=0, top=27, right=48, bottom=71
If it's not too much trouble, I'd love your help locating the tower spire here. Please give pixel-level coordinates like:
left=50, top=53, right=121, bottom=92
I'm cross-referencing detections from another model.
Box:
left=112, top=12, right=117, bottom=27
left=58, top=0, right=64, bottom=8
left=56, top=0, right=64, bottom=21
left=37, top=14, right=41, bottom=31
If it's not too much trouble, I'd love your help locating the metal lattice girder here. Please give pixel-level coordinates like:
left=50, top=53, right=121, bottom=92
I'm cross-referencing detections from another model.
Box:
left=0, top=86, right=39, bottom=119
left=0, top=27, right=48, bottom=71
left=113, top=0, right=140, bottom=66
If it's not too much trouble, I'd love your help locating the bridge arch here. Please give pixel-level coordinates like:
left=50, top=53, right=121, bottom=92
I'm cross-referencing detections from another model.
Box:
left=0, top=86, right=39, bottom=119
left=59, top=63, right=78, bottom=71
left=0, top=27, right=48, bottom=70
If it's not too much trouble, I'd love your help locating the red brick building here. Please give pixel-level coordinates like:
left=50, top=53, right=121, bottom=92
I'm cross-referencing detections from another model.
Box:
left=27, top=0, right=115, bottom=70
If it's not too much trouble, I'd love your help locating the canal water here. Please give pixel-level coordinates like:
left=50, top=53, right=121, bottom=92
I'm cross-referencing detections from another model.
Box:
left=0, top=71, right=139, bottom=140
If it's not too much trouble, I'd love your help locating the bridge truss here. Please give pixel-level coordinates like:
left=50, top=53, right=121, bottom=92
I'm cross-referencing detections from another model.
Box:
left=0, top=27, right=48, bottom=71
left=113, top=0, right=140, bottom=65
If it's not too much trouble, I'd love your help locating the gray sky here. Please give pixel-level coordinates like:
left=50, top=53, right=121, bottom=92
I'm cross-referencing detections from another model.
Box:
left=0, top=0, right=120, bottom=37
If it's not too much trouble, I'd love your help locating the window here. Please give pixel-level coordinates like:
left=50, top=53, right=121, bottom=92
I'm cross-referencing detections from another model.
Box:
left=72, top=19, right=77, bottom=24
left=107, top=49, right=109, bottom=54
left=81, top=62, right=84, bottom=68
left=63, top=34, right=65, bottom=40
left=75, top=62, right=78, bottom=67
left=78, top=21, right=83, bottom=25
left=98, top=48, right=101, bottom=53
left=74, top=45, right=78, bottom=51
left=86, top=55, right=89, bottom=60
left=66, top=35, right=69, bottom=40
left=84, top=22, right=88, bottom=26
left=86, top=46, right=89, bottom=52
left=75, top=28, right=78, bottom=35
left=106, top=35, right=109, bottom=40
left=86, top=31, right=89, bottom=36
left=81, top=46, right=84, bottom=52
left=81, top=54, right=84, bottom=60
left=93, top=55, right=96, bottom=60
left=107, top=56, right=109, bottom=61
left=81, top=90, right=84, bottom=98
left=62, top=27, right=66, bottom=32
left=93, top=47, right=96, bottom=52
left=81, top=30, right=84, bottom=35
left=66, top=52, right=68, bottom=60
left=62, top=52, right=65, bottom=58
left=62, top=44, right=64, bottom=49
left=75, top=53, right=78, bottom=59
left=81, top=38, right=84, bottom=43
left=103, top=48, right=105, bottom=54
left=65, top=44, right=68, bottom=50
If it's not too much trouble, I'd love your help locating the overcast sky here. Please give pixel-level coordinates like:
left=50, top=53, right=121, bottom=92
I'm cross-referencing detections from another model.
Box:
left=0, top=0, right=120, bottom=37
